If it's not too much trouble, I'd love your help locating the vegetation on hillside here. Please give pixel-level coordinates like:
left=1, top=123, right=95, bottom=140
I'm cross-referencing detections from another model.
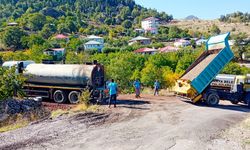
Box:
left=0, top=0, right=172, bottom=38
left=219, top=11, right=250, bottom=23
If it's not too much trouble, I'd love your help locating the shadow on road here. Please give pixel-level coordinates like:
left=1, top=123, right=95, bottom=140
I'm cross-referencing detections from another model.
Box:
left=116, top=99, right=150, bottom=105
left=101, top=99, right=150, bottom=110
left=118, top=105, right=150, bottom=110
left=183, top=100, right=250, bottom=113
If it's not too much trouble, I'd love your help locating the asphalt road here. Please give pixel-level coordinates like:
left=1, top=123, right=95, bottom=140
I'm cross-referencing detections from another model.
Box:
left=0, top=94, right=249, bottom=150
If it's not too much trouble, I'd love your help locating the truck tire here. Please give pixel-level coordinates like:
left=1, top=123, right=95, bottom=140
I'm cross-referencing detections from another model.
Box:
left=206, top=93, right=220, bottom=106
left=68, top=91, right=80, bottom=104
left=53, top=90, right=67, bottom=103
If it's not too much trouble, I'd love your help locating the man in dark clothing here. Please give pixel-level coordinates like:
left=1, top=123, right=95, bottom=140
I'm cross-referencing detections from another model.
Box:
left=107, top=79, right=118, bottom=108
left=154, top=80, right=160, bottom=96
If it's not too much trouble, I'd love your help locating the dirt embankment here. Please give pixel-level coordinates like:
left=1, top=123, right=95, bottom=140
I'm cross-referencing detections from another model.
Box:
left=0, top=99, right=50, bottom=132
left=0, top=94, right=249, bottom=150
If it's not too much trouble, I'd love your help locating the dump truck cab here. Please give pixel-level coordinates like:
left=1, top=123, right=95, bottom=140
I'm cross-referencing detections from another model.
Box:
left=203, top=74, right=250, bottom=107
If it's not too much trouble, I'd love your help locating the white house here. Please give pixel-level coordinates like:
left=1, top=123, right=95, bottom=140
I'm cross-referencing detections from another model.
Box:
left=86, top=35, right=104, bottom=44
left=141, top=17, right=159, bottom=34
left=134, top=28, right=145, bottom=34
left=84, top=41, right=104, bottom=52
left=174, top=39, right=191, bottom=47
left=7, top=22, right=18, bottom=26
left=128, top=36, right=151, bottom=45
left=43, top=48, right=66, bottom=61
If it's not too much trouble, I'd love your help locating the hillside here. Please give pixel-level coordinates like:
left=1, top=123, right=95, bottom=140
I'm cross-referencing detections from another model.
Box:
left=168, top=19, right=250, bottom=36
left=0, top=0, right=172, bottom=35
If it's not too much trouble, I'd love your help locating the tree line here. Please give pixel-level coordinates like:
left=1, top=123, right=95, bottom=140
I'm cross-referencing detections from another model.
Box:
left=1, top=47, right=249, bottom=93
left=219, top=11, right=250, bottom=23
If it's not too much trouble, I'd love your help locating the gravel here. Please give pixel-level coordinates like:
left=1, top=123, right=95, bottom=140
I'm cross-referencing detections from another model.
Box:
left=0, top=94, right=249, bottom=150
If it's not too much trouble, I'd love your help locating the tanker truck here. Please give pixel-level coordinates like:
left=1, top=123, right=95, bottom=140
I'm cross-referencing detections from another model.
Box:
left=174, top=32, right=250, bottom=108
left=22, top=62, right=105, bottom=104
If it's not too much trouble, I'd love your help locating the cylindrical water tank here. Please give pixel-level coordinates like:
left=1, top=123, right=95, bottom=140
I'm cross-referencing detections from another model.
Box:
left=24, top=64, right=104, bottom=87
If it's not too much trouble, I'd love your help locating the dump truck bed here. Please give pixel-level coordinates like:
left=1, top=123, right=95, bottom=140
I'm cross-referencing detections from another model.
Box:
left=174, top=33, right=234, bottom=98
left=181, top=53, right=218, bottom=81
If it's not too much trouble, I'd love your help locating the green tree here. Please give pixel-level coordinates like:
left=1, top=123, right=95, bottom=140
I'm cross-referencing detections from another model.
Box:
left=28, top=13, right=46, bottom=31
left=104, top=18, right=112, bottom=25
left=119, top=6, right=131, bottom=20
left=22, top=34, right=45, bottom=48
left=233, top=32, right=249, bottom=61
left=141, top=63, right=162, bottom=87
left=210, top=24, right=221, bottom=35
left=175, top=54, right=196, bottom=74
left=0, top=66, right=26, bottom=100
left=40, top=24, right=57, bottom=39
left=1, top=27, right=26, bottom=50
left=168, top=26, right=180, bottom=38
left=122, top=20, right=132, bottom=29
left=57, top=23, right=70, bottom=33
left=222, top=62, right=250, bottom=75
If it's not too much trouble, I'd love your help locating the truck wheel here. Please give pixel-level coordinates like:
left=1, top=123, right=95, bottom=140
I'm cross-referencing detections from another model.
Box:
left=53, top=90, right=67, bottom=103
left=206, top=93, right=220, bottom=106
left=68, top=91, right=80, bottom=104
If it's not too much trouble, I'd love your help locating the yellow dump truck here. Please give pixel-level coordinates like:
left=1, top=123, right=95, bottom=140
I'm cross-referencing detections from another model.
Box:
left=174, top=33, right=250, bottom=108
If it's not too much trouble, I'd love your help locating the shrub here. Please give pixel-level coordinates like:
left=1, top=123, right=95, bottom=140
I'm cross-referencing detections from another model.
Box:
left=222, top=62, right=250, bottom=75
left=0, top=67, right=26, bottom=101
left=79, top=90, right=91, bottom=106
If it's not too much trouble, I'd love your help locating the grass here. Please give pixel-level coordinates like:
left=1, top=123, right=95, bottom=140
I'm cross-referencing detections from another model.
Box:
left=0, top=121, right=28, bottom=133
left=87, top=105, right=100, bottom=112
left=71, top=104, right=88, bottom=112
left=50, top=109, right=69, bottom=119
left=50, top=104, right=100, bottom=119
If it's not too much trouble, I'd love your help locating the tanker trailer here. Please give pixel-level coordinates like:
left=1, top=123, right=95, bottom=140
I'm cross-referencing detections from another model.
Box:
left=22, top=63, right=105, bottom=104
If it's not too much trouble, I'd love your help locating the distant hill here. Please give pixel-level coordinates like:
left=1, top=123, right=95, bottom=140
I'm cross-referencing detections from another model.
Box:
left=185, top=15, right=199, bottom=20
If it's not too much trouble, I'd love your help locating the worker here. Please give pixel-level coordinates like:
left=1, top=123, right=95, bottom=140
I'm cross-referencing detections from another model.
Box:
left=154, top=80, right=160, bottom=96
left=107, top=79, right=118, bottom=108
left=133, top=79, right=141, bottom=98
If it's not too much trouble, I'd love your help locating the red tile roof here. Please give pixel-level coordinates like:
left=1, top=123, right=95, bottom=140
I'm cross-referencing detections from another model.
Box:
left=143, top=17, right=159, bottom=21
left=134, top=48, right=158, bottom=53
left=54, top=34, right=69, bottom=39
left=159, top=46, right=179, bottom=53
left=145, top=28, right=157, bottom=31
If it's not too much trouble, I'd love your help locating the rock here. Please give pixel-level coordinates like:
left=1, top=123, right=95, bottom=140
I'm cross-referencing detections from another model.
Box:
left=4, top=99, right=42, bottom=114
left=5, top=100, right=21, bottom=115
